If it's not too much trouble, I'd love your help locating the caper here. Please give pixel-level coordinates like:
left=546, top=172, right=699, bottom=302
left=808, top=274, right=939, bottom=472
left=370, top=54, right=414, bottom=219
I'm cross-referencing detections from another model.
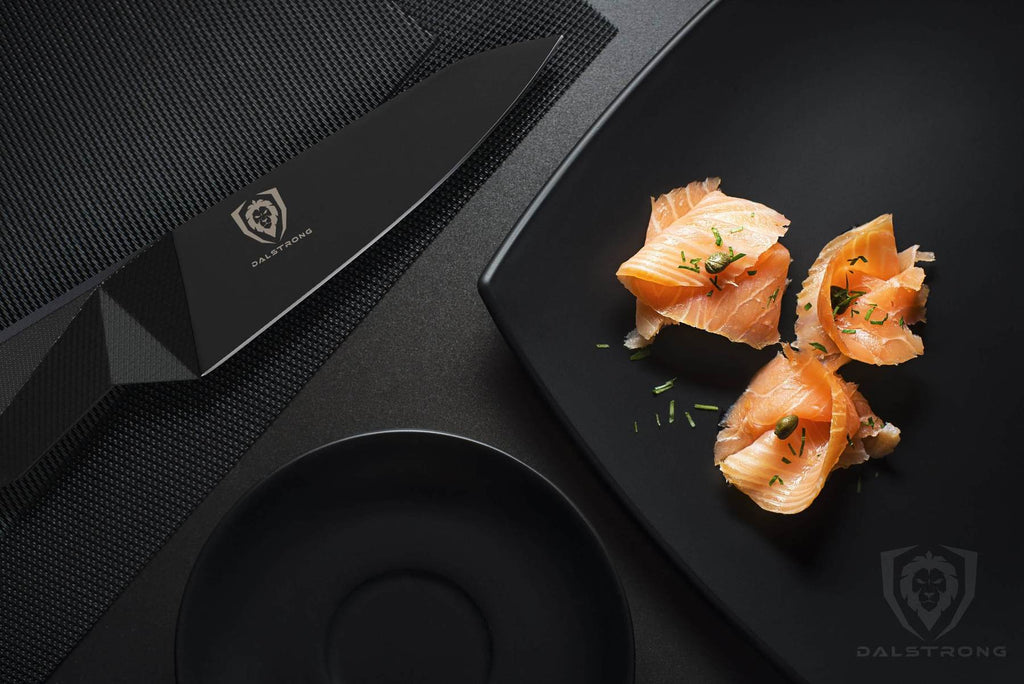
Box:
left=774, top=414, right=799, bottom=440
left=704, top=252, right=731, bottom=274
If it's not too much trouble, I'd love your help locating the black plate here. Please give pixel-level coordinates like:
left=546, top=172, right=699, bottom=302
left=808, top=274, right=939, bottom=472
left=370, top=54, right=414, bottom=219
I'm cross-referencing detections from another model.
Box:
left=480, top=1, right=1023, bottom=681
left=176, top=431, right=633, bottom=684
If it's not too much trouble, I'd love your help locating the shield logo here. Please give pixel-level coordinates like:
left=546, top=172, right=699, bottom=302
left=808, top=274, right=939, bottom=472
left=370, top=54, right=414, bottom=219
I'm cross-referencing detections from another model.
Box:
left=231, top=187, right=288, bottom=244
left=880, top=545, right=977, bottom=640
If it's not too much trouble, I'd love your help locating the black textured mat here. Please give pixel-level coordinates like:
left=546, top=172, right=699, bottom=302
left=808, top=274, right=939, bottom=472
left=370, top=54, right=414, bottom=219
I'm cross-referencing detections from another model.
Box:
left=0, top=0, right=616, bottom=681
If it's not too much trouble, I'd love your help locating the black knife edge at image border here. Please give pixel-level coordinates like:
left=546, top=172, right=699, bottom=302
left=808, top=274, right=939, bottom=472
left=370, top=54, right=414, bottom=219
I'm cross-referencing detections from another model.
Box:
left=0, top=36, right=562, bottom=503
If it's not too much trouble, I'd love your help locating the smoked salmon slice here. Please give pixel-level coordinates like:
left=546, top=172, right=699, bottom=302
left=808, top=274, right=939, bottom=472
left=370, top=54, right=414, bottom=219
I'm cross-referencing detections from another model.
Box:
left=714, top=346, right=899, bottom=514
left=795, top=214, right=933, bottom=365
left=616, top=179, right=791, bottom=349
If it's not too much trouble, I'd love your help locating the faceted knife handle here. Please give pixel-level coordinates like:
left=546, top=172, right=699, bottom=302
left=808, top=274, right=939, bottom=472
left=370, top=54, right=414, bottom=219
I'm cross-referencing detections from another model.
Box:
left=0, top=234, right=199, bottom=511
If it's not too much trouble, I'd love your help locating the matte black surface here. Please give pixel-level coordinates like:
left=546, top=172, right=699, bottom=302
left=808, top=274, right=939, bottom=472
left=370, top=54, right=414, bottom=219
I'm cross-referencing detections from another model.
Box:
left=176, top=431, right=633, bottom=684
left=482, top=1, right=1024, bottom=682
left=0, top=37, right=555, bottom=502
left=174, top=36, right=560, bottom=373
left=0, top=1, right=617, bottom=679
left=37, top=2, right=788, bottom=682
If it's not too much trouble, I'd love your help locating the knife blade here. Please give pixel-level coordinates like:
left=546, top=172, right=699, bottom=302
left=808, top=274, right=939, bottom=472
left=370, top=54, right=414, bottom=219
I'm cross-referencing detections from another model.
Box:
left=0, top=36, right=560, bottom=495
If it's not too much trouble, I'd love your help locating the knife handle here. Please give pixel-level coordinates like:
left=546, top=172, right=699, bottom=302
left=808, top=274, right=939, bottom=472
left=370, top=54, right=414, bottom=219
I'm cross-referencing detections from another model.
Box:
left=0, top=235, right=199, bottom=507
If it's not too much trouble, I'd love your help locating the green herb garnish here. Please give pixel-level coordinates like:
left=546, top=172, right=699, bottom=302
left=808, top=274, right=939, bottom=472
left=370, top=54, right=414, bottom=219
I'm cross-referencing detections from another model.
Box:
left=706, top=290, right=714, bottom=297
left=769, top=474, right=784, bottom=487
left=787, top=443, right=797, bottom=456
left=678, top=250, right=702, bottom=272
left=747, top=269, right=758, bottom=276
left=808, top=342, right=828, bottom=353
left=830, top=285, right=867, bottom=316
left=847, top=255, right=868, bottom=265
left=629, top=348, right=651, bottom=361
left=840, top=328, right=857, bottom=334
left=710, top=225, right=723, bottom=246
left=768, top=287, right=780, bottom=305
left=656, top=413, right=662, bottom=427
left=595, top=343, right=610, bottom=349
left=669, top=399, right=676, bottom=424
left=652, top=377, right=677, bottom=395
left=781, top=456, right=792, bottom=464
left=869, top=313, right=889, bottom=325
left=694, top=403, right=719, bottom=411
left=799, top=427, right=806, bottom=457
left=709, top=275, right=722, bottom=291
left=684, top=411, right=696, bottom=428
left=864, top=303, right=877, bottom=321
left=899, top=316, right=906, bottom=328
left=633, top=420, right=638, bottom=433
left=729, top=226, right=745, bottom=233
left=804, top=302, right=812, bottom=311
left=846, top=434, right=855, bottom=448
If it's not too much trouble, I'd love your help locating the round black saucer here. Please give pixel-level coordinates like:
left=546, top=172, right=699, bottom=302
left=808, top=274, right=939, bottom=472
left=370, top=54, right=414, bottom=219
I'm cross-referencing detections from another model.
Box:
left=175, top=430, right=633, bottom=683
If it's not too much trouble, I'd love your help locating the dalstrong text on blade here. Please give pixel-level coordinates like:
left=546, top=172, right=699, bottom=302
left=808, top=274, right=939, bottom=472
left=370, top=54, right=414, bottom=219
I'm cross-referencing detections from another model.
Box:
left=250, top=228, right=314, bottom=269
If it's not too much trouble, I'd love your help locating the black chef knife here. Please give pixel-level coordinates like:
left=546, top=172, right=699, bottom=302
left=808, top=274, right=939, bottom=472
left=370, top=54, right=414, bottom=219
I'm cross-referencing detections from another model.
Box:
left=0, top=36, right=560, bottom=496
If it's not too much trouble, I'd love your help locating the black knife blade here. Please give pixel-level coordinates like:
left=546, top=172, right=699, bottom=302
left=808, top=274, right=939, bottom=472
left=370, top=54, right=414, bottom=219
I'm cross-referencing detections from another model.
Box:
left=0, top=36, right=560, bottom=496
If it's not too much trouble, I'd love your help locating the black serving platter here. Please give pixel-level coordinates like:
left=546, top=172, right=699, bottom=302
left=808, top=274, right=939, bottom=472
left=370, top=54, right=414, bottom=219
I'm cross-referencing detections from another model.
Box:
left=480, top=1, right=1024, bottom=681
left=176, top=431, right=633, bottom=684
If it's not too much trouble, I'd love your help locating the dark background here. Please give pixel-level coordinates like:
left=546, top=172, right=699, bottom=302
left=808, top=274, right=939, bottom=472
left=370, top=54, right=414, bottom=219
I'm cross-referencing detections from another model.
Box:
left=21, top=0, right=787, bottom=681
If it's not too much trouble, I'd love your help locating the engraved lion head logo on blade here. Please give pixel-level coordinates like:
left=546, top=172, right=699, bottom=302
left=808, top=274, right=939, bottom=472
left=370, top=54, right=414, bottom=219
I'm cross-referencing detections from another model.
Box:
left=231, top=187, right=287, bottom=244
left=881, top=545, right=977, bottom=640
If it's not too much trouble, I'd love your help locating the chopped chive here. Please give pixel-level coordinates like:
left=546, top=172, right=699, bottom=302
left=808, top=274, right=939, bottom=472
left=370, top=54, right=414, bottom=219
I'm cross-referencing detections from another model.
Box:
left=867, top=417, right=875, bottom=427
left=652, top=377, right=677, bottom=395
left=729, top=226, right=745, bottom=233
left=840, top=328, right=857, bottom=334
left=769, top=474, right=784, bottom=487
left=678, top=249, right=700, bottom=272
left=830, top=285, right=867, bottom=316
left=864, top=303, right=878, bottom=321
left=709, top=275, right=722, bottom=291
left=808, top=342, right=828, bottom=353
left=595, top=343, right=610, bottom=349
left=747, top=269, right=758, bottom=276
left=656, top=413, right=662, bottom=427
left=706, top=290, right=714, bottom=297
left=669, top=399, right=676, bottom=424
left=768, top=287, right=780, bottom=305
left=847, top=255, right=868, bottom=265
left=799, top=427, right=806, bottom=457
left=710, top=225, right=723, bottom=246
left=781, top=456, right=792, bottom=464
left=684, top=411, right=696, bottom=428
left=629, top=348, right=651, bottom=361
left=787, top=443, right=797, bottom=456
left=846, top=434, right=855, bottom=448
left=694, top=403, right=719, bottom=411
left=899, top=316, right=906, bottom=328
left=633, top=420, right=638, bottom=433
left=852, top=309, right=860, bottom=315
left=869, top=313, right=889, bottom=325
left=803, top=302, right=812, bottom=310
